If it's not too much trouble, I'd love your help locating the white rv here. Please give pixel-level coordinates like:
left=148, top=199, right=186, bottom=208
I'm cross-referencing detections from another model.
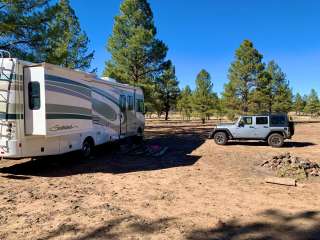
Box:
left=0, top=52, right=144, bottom=159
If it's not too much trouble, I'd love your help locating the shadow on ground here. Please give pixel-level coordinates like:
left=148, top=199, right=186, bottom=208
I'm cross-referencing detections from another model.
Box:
left=186, top=209, right=320, bottom=240
left=37, top=212, right=176, bottom=240
left=0, top=126, right=209, bottom=178
left=34, top=209, right=320, bottom=240
left=226, top=141, right=316, bottom=148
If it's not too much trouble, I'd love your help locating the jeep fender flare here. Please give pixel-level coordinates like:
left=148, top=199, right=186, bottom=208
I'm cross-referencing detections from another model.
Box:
left=210, top=128, right=234, bottom=139
left=266, top=131, right=287, bottom=140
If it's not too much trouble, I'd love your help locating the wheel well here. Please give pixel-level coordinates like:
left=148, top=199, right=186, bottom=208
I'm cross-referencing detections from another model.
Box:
left=84, top=136, right=95, bottom=146
left=267, top=131, right=284, bottom=139
left=214, top=130, right=230, bottom=138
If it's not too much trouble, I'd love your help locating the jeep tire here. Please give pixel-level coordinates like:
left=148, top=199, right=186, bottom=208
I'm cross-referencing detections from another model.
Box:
left=214, top=132, right=228, bottom=145
left=268, top=133, right=284, bottom=148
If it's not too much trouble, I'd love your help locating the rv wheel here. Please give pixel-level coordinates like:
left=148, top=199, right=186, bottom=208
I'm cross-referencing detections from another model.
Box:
left=132, top=128, right=143, bottom=144
left=81, top=138, right=94, bottom=158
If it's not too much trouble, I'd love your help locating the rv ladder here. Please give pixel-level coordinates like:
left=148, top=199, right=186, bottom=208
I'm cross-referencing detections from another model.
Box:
left=0, top=50, right=15, bottom=140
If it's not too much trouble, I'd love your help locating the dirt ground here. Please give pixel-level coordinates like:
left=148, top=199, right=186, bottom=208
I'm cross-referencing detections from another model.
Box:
left=0, top=121, right=320, bottom=240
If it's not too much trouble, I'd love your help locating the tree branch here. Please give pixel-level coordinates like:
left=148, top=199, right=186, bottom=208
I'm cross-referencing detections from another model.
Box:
left=0, top=40, right=31, bottom=48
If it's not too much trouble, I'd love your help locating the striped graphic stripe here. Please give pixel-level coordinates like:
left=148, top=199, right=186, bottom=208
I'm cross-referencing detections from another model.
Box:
left=46, top=114, right=92, bottom=120
left=45, top=74, right=91, bottom=90
left=91, top=87, right=119, bottom=105
left=0, top=112, right=92, bottom=120
left=92, top=98, right=117, bottom=121
left=0, top=112, right=23, bottom=119
left=46, top=84, right=91, bottom=101
left=46, top=104, right=91, bottom=116
left=46, top=80, right=91, bottom=97
left=92, top=114, right=119, bottom=131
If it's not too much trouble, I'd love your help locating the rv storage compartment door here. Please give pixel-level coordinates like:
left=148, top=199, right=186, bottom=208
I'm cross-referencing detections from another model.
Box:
left=24, top=66, right=46, bottom=135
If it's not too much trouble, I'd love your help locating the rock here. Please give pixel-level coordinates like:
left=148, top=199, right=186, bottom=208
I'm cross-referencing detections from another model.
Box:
left=285, top=152, right=291, bottom=159
left=262, top=153, right=319, bottom=180
left=216, top=220, right=227, bottom=228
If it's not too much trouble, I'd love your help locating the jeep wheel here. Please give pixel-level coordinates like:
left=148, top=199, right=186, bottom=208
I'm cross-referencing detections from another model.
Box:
left=268, top=133, right=284, bottom=148
left=214, top=132, right=228, bottom=145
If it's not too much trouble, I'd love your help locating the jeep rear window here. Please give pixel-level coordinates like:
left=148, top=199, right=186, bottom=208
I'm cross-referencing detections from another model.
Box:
left=270, top=115, right=286, bottom=126
left=256, top=117, right=268, bottom=125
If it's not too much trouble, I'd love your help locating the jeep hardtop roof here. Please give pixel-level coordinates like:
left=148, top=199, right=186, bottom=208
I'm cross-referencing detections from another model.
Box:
left=238, top=113, right=288, bottom=117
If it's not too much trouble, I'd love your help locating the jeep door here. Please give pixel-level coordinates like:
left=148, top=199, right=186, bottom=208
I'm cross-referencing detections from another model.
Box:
left=254, top=116, right=270, bottom=139
left=231, top=116, right=255, bottom=138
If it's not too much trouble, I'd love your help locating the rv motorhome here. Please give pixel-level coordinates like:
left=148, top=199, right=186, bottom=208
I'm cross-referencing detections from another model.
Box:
left=0, top=51, right=144, bottom=159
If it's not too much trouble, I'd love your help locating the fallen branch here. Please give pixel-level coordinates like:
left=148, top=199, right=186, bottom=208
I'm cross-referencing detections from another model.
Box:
left=265, top=177, right=296, bottom=187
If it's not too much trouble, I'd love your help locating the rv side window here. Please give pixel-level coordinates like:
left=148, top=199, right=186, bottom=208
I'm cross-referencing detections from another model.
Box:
left=120, top=95, right=126, bottom=111
left=127, top=96, right=134, bottom=110
left=28, top=82, right=41, bottom=110
left=136, top=99, right=144, bottom=113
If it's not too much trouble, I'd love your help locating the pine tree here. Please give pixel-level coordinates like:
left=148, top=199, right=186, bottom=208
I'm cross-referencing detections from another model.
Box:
left=266, top=61, right=292, bottom=113
left=208, top=92, right=219, bottom=119
left=0, top=0, right=94, bottom=70
left=0, top=0, right=58, bottom=61
left=293, top=93, right=305, bottom=115
left=154, top=62, right=179, bottom=120
left=45, top=0, right=94, bottom=70
left=104, top=0, right=169, bottom=104
left=215, top=98, right=227, bottom=121
left=222, top=80, right=240, bottom=119
left=177, top=85, right=192, bottom=120
left=249, top=70, right=272, bottom=113
left=226, top=40, right=264, bottom=113
left=304, top=89, right=320, bottom=117
left=192, top=69, right=215, bottom=124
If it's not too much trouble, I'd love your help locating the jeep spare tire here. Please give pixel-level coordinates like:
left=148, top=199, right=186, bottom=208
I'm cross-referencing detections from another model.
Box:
left=214, top=132, right=228, bottom=145
left=268, top=133, right=284, bottom=148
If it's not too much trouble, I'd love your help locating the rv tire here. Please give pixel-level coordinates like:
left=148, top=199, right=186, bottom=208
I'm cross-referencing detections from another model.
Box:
left=132, top=128, right=143, bottom=144
left=81, top=138, right=94, bottom=158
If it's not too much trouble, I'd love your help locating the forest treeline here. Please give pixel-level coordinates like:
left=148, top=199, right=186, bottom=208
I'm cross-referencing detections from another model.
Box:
left=1, top=0, right=319, bottom=122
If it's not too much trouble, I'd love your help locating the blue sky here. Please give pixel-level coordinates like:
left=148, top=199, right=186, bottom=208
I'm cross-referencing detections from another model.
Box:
left=70, top=0, right=320, bottom=96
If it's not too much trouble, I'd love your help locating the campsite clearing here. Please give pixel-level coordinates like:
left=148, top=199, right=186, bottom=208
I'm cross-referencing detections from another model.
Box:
left=0, top=121, right=320, bottom=240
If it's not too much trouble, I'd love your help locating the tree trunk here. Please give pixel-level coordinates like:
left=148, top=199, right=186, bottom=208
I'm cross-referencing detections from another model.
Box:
left=165, top=111, right=169, bottom=121
left=202, top=118, right=205, bottom=124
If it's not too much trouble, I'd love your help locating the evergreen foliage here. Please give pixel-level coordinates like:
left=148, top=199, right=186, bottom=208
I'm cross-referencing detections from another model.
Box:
left=192, top=69, right=216, bottom=123
left=293, top=93, right=305, bottom=115
left=304, top=89, right=320, bottom=116
left=104, top=0, right=169, bottom=105
left=223, top=40, right=293, bottom=117
left=0, top=0, right=94, bottom=70
left=226, top=40, right=264, bottom=113
left=154, top=62, right=180, bottom=120
left=177, top=85, right=193, bottom=120
left=266, top=61, right=292, bottom=113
